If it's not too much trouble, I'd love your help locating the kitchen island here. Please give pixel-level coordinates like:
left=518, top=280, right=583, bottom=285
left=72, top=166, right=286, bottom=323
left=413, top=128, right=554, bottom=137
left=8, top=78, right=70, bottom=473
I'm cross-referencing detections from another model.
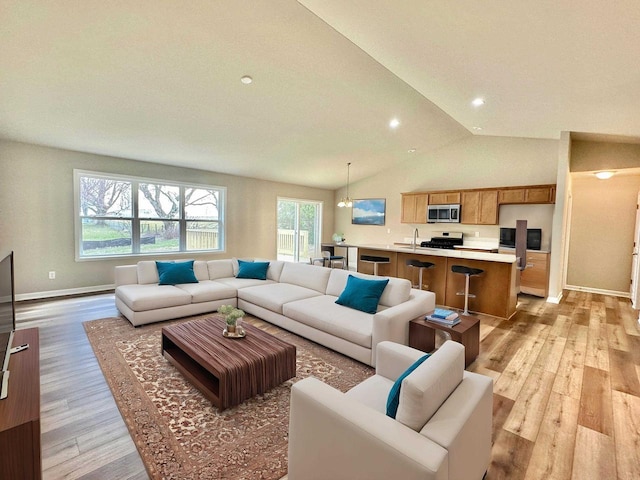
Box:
left=356, top=244, right=518, bottom=319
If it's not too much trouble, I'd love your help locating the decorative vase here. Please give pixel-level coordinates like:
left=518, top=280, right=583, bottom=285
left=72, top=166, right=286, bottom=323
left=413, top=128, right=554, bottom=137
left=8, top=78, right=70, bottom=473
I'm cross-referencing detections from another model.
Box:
left=226, top=322, right=237, bottom=334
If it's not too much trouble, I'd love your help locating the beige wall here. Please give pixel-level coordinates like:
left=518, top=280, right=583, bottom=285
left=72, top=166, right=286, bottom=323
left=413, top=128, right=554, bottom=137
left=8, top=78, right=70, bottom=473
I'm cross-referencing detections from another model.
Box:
left=571, top=140, right=640, bottom=173
left=334, top=135, right=560, bottom=246
left=0, top=140, right=334, bottom=297
left=567, top=175, right=640, bottom=294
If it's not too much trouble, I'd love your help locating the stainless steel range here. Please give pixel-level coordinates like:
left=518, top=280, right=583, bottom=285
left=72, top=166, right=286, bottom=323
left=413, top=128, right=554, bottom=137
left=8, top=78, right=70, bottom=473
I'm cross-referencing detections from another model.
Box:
left=420, top=232, right=463, bottom=249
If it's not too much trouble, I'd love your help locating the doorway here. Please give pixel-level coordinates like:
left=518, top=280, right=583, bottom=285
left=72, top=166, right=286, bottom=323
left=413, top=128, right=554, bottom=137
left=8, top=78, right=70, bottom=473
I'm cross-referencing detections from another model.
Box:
left=276, top=198, right=322, bottom=263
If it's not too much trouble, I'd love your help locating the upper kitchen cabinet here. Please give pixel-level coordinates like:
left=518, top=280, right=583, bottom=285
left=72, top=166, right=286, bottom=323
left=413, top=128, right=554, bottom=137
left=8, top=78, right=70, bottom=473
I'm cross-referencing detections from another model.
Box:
left=401, top=193, right=429, bottom=223
left=428, top=191, right=461, bottom=205
left=498, top=185, right=556, bottom=205
left=461, top=190, right=499, bottom=225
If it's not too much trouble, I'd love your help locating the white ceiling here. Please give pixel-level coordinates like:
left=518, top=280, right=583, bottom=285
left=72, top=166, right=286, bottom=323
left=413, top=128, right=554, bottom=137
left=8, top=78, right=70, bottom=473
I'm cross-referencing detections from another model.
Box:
left=1, top=1, right=639, bottom=189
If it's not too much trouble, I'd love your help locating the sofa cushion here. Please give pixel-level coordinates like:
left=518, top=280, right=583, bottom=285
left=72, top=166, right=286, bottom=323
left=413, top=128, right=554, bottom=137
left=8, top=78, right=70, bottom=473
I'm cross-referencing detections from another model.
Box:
left=327, top=269, right=411, bottom=307
left=137, top=261, right=160, bottom=285
left=345, top=374, right=395, bottom=413
left=279, top=262, right=331, bottom=293
left=156, top=261, right=199, bottom=285
left=115, top=284, right=192, bottom=311
left=386, top=354, right=431, bottom=419
left=175, top=280, right=237, bottom=303
left=207, top=260, right=235, bottom=280
left=236, top=260, right=270, bottom=280
left=238, top=283, right=321, bottom=314
left=395, top=341, right=465, bottom=431
left=336, top=275, right=389, bottom=314
left=283, top=295, right=373, bottom=348
left=193, top=260, right=209, bottom=281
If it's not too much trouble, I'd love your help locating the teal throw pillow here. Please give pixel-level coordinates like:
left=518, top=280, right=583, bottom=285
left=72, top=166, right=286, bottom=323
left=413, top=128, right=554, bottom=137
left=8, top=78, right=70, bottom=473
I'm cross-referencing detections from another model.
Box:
left=156, top=260, right=199, bottom=285
left=386, top=354, right=431, bottom=419
left=335, top=274, right=389, bottom=314
left=236, top=260, right=270, bottom=280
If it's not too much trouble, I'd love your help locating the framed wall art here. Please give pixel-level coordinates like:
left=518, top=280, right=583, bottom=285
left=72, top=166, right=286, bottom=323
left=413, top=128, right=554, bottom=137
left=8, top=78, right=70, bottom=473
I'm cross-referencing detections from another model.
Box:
left=352, top=198, right=386, bottom=225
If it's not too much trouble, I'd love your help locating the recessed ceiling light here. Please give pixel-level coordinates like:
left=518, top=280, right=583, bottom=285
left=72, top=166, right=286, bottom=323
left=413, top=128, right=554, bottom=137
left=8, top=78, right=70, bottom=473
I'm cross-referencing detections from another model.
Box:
left=595, top=171, right=615, bottom=179
left=240, top=75, right=253, bottom=84
left=472, top=126, right=483, bottom=131
left=408, top=148, right=416, bottom=153
left=389, top=118, right=400, bottom=129
left=472, top=98, right=485, bottom=107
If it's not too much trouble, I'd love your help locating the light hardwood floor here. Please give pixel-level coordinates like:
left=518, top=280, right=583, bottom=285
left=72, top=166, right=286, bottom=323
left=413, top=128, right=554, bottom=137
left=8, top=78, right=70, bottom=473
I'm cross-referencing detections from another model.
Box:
left=14, top=290, right=640, bottom=479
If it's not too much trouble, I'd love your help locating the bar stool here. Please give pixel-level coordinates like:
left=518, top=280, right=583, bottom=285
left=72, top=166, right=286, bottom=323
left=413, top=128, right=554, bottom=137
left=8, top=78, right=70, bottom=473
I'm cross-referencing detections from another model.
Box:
left=360, top=255, right=390, bottom=276
left=405, top=259, right=435, bottom=290
left=451, top=265, right=484, bottom=315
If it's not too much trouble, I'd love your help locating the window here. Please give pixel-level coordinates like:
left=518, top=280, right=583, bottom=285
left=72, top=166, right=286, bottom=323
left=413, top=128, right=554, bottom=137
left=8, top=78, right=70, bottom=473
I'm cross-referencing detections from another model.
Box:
left=74, top=170, right=225, bottom=259
left=276, top=198, right=322, bottom=263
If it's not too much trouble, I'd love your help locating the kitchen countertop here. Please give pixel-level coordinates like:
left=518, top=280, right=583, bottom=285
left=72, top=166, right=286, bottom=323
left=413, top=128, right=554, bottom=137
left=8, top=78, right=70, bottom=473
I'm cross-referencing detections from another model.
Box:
left=358, top=244, right=517, bottom=263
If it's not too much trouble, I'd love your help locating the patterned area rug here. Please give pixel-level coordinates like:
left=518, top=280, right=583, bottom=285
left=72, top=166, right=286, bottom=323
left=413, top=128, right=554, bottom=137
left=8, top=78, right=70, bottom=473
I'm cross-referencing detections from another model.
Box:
left=83, top=314, right=374, bottom=480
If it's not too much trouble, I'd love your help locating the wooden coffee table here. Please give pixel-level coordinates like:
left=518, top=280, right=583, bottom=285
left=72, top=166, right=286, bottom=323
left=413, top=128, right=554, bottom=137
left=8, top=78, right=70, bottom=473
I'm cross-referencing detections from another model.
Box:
left=161, top=316, right=296, bottom=410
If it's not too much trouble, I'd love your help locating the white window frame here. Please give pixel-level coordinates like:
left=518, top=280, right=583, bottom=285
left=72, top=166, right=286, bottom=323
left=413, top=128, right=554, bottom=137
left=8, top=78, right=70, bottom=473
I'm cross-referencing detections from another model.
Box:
left=74, top=169, right=226, bottom=261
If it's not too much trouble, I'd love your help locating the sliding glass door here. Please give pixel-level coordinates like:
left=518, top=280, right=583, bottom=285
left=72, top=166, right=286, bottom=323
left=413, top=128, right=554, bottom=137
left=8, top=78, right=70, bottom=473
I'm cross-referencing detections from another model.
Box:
left=277, top=198, right=322, bottom=263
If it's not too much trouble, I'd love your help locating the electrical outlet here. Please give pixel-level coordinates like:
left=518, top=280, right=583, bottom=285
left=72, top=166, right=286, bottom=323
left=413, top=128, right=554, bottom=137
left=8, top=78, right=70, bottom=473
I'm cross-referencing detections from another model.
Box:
left=475, top=231, right=480, bottom=237
left=48, top=271, right=56, bottom=280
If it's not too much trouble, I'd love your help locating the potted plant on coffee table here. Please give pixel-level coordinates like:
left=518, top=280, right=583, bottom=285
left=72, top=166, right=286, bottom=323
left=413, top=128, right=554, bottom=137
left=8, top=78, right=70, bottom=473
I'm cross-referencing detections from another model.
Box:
left=218, top=304, right=245, bottom=335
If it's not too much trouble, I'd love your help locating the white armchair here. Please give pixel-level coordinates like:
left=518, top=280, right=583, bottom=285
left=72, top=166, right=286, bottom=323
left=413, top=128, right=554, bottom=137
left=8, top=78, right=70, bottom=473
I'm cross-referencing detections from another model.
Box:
left=287, top=341, right=493, bottom=480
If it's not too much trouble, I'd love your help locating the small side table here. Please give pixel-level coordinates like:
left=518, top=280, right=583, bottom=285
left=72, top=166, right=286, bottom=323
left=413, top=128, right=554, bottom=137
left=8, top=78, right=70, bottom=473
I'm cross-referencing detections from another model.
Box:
left=409, top=314, right=480, bottom=367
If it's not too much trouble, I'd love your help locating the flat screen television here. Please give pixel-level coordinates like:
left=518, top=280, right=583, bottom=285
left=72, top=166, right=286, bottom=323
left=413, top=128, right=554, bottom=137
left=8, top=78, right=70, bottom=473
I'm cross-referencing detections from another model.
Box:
left=0, top=252, right=16, bottom=380
left=499, top=228, right=542, bottom=250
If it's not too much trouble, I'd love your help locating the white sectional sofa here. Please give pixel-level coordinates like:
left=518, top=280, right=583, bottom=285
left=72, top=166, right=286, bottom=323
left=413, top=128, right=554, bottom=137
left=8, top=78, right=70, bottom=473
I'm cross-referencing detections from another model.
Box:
left=115, top=259, right=436, bottom=366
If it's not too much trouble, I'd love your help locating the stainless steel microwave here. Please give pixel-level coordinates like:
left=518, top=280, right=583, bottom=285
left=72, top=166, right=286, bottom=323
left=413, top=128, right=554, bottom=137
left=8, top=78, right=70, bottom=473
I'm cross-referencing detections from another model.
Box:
left=427, top=204, right=461, bottom=223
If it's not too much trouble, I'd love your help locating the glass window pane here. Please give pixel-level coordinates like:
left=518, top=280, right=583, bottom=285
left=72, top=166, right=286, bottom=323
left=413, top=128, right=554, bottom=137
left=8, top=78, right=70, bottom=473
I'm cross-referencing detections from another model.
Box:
left=186, top=221, right=219, bottom=250
left=138, top=183, right=179, bottom=219
left=80, top=177, right=131, bottom=217
left=80, top=218, right=132, bottom=256
left=140, top=220, right=180, bottom=253
left=185, top=188, right=219, bottom=220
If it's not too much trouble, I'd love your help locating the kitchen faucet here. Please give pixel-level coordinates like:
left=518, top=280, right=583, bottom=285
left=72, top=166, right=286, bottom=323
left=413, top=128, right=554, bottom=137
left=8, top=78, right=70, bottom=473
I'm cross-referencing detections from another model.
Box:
left=413, top=228, right=419, bottom=251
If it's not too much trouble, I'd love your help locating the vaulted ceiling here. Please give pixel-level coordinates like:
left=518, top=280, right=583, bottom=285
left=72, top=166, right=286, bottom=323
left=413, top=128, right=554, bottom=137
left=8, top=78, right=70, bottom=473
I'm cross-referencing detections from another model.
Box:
left=1, top=1, right=639, bottom=188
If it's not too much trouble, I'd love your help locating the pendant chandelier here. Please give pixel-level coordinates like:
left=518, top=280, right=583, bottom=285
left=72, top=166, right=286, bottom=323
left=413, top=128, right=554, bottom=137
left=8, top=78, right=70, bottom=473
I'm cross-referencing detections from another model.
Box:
left=337, top=162, right=353, bottom=208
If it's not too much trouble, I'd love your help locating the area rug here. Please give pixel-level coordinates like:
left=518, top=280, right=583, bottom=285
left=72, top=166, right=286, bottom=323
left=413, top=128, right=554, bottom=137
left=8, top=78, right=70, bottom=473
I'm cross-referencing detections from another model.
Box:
left=83, top=314, right=374, bottom=480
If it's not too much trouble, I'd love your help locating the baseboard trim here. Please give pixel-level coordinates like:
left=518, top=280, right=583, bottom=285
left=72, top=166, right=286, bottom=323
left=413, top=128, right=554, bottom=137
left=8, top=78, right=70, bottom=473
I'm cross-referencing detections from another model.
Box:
left=546, top=291, right=563, bottom=304
left=564, top=285, right=630, bottom=299
left=17, top=284, right=115, bottom=302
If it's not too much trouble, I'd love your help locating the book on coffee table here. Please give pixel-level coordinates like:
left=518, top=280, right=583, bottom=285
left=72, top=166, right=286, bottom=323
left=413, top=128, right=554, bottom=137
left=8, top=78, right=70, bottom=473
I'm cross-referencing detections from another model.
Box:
left=429, top=308, right=459, bottom=321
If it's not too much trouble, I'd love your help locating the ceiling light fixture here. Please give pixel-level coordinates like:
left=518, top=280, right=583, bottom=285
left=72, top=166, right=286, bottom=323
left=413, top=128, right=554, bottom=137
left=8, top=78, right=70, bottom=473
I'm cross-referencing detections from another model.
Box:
left=408, top=148, right=416, bottom=153
left=595, top=171, right=615, bottom=179
left=472, top=98, right=485, bottom=107
left=389, top=118, right=400, bottom=129
left=240, top=75, right=253, bottom=84
left=337, top=162, right=353, bottom=208
left=472, top=126, right=483, bottom=131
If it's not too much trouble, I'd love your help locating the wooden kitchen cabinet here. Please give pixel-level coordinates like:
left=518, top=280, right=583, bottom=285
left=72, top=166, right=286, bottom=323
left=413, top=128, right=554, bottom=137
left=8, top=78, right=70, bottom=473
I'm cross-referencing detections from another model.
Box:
left=428, top=191, right=461, bottom=205
left=401, top=193, right=428, bottom=224
left=524, top=186, right=555, bottom=203
left=498, top=185, right=555, bottom=205
left=461, top=190, right=498, bottom=225
left=520, top=251, right=550, bottom=297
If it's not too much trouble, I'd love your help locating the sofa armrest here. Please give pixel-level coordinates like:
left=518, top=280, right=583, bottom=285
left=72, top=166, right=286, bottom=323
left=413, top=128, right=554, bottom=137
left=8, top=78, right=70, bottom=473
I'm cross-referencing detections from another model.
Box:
left=371, top=289, right=435, bottom=365
left=288, top=377, right=448, bottom=480
left=115, top=265, right=138, bottom=287
left=375, top=341, right=428, bottom=381
left=420, top=371, right=493, bottom=480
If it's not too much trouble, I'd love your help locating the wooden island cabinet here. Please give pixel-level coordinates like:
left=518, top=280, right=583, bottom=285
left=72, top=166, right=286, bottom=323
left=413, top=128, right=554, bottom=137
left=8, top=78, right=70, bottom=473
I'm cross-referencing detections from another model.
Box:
left=357, top=245, right=517, bottom=319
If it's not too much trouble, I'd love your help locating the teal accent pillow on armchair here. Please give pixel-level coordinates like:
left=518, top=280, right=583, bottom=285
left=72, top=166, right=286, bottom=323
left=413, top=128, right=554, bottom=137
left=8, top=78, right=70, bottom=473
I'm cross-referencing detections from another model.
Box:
left=386, top=354, right=431, bottom=419
left=155, top=261, right=199, bottom=285
left=335, top=274, right=389, bottom=314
